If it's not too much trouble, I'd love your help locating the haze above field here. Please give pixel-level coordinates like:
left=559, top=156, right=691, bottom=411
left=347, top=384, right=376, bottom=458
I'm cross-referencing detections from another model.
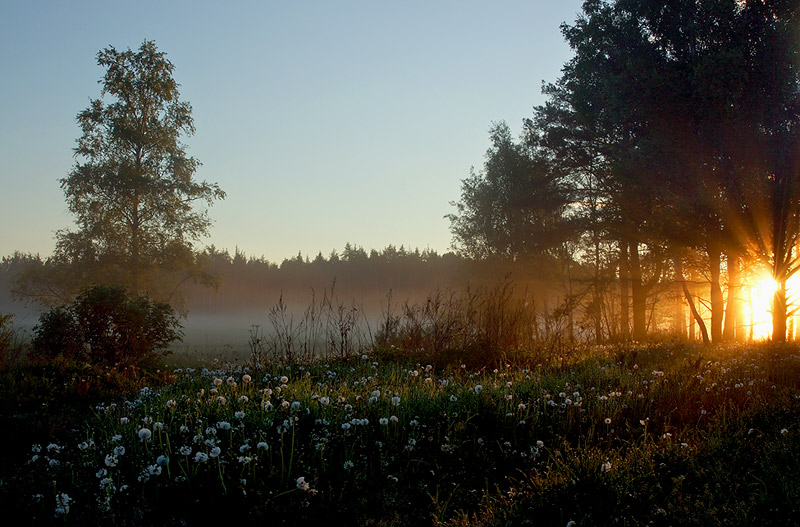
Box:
left=0, top=0, right=583, bottom=263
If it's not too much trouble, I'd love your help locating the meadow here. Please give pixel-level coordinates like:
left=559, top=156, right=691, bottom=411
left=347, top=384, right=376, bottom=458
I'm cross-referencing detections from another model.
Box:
left=1, top=339, right=800, bottom=526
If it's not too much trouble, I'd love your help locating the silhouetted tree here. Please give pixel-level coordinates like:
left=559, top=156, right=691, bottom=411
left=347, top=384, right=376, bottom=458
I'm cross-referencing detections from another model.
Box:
left=15, top=41, right=224, bottom=310
left=447, top=121, right=574, bottom=261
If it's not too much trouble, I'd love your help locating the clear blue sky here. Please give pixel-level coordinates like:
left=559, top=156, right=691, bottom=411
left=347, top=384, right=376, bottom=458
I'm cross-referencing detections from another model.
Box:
left=0, top=0, right=584, bottom=264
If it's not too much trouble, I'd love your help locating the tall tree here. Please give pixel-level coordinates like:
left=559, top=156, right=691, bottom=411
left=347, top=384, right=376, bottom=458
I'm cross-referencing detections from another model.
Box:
left=17, top=41, right=224, bottom=309
left=447, top=121, right=574, bottom=261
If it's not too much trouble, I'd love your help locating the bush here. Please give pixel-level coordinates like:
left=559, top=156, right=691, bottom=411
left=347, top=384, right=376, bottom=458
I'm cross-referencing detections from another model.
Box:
left=31, top=285, right=183, bottom=366
left=0, top=313, right=24, bottom=368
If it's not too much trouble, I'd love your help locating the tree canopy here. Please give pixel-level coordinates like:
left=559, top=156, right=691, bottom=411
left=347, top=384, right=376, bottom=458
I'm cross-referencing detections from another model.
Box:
left=15, top=41, right=224, bottom=309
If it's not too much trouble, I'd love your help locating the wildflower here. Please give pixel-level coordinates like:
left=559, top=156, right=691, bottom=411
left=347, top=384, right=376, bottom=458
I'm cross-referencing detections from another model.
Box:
left=379, top=418, right=389, bottom=426
left=450, top=395, right=457, bottom=402
left=390, top=415, right=399, bottom=423
left=604, top=418, right=612, bottom=425
left=31, top=444, right=42, bottom=453
left=372, top=390, right=381, bottom=398
left=209, top=446, right=222, bottom=458
left=153, top=422, right=164, bottom=431
left=156, top=455, right=169, bottom=466
left=194, top=451, right=209, bottom=463
left=213, top=377, right=223, bottom=386
left=257, top=441, right=269, bottom=450
left=138, top=428, right=152, bottom=442
left=242, top=374, right=252, bottom=383
left=291, top=401, right=301, bottom=410
left=54, top=493, right=72, bottom=517
left=280, top=376, right=289, bottom=384
left=179, top=445, right=192, bottom=456
left=319, top=396, right=330, bottom=405
left=391, top=396, right=401, bottom=406
left=343, top=460, right=354, bottom=470
left=96, top=468, right=107, bottom=478
left=226, top=376, right=235, bottom=386
left=180, top=425, right=189, bottom=433
left=120, top=417, right=129, bottom=425
left=474, top=385, right=483, bottom=394
left=235, top=411, right=246, bottom=419
left=147, top=464, right=162, bottom=476
left=239, top=443, right=251, bottom=453
left=601, top=461, right=612, bottom=472
left=341, top=423, right=352, bottom=430
left=216, top=421, right=232, bottom=430
left=296, top=476, right=310, bottom=491
left=49, top=458, right=60, bottom=467
left=104, top=455, right=118, bottom=467
left=281, top=400, right=290, bottom=410
left=217, top=396, right=227, bottom=405
left=536, top=440, right=544, bottom=448
left=166, top=399, right=177, bottom=409
left=114, top=445, right=126, bottom=456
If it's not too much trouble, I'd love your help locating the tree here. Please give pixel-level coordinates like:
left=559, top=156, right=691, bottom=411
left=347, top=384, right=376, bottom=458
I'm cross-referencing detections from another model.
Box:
left=17, top=41, right=225, bottom=309
left=447, top=121, right=574, bottom=261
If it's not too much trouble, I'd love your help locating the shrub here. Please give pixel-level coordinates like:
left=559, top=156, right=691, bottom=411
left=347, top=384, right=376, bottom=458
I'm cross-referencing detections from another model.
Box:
left=31, top=285, right=183, bottom=366
left=0, top=313, right=24, bottom=368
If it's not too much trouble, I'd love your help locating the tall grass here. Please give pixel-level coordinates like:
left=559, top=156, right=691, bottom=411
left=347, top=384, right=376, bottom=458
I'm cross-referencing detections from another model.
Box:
left=253, top=278, right=575, bottom=370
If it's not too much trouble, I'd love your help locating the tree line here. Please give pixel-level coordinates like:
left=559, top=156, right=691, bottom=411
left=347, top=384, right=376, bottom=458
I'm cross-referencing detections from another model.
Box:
left=3, top=1, right=799, bottom=347
left=447, top=0, right=800, bottom=343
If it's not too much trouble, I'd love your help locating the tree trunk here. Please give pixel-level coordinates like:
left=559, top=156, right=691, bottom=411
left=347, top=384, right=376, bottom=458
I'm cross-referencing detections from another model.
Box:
left=593, top=236, right=603, bottom=343
left=708, top=245, right=724, bottom=343
left=619, top=240, right=630, bottom=340
left=723, top=251, right=742, bottom=341
left=675, top=277, right=685, bottom=339
left=630, top=242, right=647, bottom=340
left=674, top=255, right=710, bottom=345
left=773, top=280, right=787, bottom=342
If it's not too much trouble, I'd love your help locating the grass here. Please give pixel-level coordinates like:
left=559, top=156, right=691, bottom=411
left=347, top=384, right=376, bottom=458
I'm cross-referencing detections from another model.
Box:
left=1, top=341, right=799, bottom=526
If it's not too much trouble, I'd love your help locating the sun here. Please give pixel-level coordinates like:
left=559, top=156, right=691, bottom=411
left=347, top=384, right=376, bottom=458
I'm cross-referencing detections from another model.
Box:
left=740, top=271, right=800, bottom=340
left=742, top=273, right=779, bottom=340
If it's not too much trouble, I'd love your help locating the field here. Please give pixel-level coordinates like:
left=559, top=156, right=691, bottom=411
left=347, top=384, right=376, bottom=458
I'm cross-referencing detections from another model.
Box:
left=2, top=341, right=800, bottom=526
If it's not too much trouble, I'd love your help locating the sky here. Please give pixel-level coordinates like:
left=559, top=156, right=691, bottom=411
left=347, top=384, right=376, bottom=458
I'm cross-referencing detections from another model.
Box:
left=0, top=0, right=585, bottom=264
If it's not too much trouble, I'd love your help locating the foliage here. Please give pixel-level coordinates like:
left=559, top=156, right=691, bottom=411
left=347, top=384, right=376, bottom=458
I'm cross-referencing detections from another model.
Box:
left=0, top=313, right=24, bottom=368
left=447, top=121, right=574, bottom=261
left=1, top=343, right=799, bottom=525
left=14, top=40, right=224, bottom=310
left=31, top=285, right=183, bottom=367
